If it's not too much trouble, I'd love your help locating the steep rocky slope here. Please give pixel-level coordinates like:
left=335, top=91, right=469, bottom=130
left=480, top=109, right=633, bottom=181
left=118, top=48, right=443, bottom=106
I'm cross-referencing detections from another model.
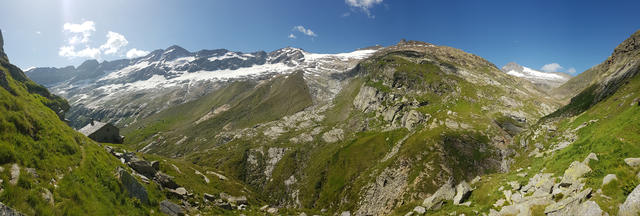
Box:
left=404, top=30, right=640, bottom=216
left=552, top=30, right=640, bottom=102
left=122, top=40, right=563, bottom=215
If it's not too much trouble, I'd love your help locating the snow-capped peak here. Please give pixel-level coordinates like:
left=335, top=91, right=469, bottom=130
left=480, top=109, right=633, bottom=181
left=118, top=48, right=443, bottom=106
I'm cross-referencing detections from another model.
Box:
left=502, top=62, right=570, bottom=81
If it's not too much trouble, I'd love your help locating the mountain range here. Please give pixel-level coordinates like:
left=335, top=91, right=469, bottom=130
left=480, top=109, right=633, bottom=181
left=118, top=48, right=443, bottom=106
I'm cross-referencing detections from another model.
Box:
left=1, top=28, right=640, bottom=216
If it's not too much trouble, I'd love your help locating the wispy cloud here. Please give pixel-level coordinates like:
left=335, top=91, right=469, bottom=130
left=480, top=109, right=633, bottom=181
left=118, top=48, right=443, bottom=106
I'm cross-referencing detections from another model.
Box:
left=288, top=33, right=296, bottom=39
left=541, top=63, right=563, bottom=72
left=126, top=48, right=149, bottom=58
left=293, top=26, right=317, bottom=37
left=63, top=21, right=95, bottom=44
left=58, top=45, right=101, bottom=59
left=59, top=21, right=147, bottom=60
left=567, top=67, right=577, bottom=75
left=345, top=0, right=383, bottom=18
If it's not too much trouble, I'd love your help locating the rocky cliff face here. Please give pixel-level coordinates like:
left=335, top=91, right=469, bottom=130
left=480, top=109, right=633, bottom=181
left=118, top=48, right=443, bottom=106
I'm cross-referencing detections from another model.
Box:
left=550, top=30, right=640, bottom=117
left=552, top=30, right=640, bottom=101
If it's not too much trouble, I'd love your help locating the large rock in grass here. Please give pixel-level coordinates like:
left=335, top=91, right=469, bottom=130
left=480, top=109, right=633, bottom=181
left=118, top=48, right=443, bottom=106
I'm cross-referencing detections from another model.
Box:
left=620, top=183, right=640, bottom=216
left=127, top=159, right=157, bottom=179
left=422, top=179, right=455, bottom=210
left=154, top=172, right=179, bottom=189
left=118, top=168, right=149, bottom=204
left=624, top=158, right=640, bottom=167
left=159, top=200, right=185, bottom=216
left=545, top=188, right=592, bottom=215
left=602, top=174, right=617, bottom=186
left=551, top=200, right=606, bottom=216
left=560, top=161, right=591, bottom=187
left=9, top=164, right=19, bottom=185
left=0, top=202, right=23, bottom=216
left=453, top=181, right=472, bottom=205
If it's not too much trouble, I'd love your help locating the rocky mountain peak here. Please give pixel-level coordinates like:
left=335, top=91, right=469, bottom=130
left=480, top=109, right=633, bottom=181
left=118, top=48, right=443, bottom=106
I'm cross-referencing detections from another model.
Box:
left=161, top=45, right=191, bottom=61
left=610, top=30, right=640, bottom=63
left=0, top=29, right=7, bottom=61
left=501, top=62, right=524, bottom=72
left=267, top=47, right=305, bottom=66
left=0, top=29, right=4, bottom=51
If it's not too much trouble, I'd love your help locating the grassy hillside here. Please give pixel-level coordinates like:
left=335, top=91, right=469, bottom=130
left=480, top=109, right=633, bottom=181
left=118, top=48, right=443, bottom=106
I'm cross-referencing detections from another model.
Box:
left=0, top=47, right=165, bottom=215
left=123, top=70, right=314, bottom=156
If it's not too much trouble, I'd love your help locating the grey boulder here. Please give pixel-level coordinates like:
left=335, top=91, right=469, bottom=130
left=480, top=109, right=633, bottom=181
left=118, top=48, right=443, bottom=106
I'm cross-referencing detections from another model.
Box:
left=159, top=200, right=185, bottom=216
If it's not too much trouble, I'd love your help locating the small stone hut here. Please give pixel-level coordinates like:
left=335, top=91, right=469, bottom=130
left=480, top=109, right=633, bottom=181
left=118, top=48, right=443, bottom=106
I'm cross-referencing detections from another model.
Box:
left=78, top=120, right=123, bottom=144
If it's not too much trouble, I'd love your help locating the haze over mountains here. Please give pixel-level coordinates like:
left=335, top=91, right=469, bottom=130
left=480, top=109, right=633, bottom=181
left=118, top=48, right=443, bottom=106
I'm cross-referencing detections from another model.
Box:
left=2, top=26, right=640, bottom=216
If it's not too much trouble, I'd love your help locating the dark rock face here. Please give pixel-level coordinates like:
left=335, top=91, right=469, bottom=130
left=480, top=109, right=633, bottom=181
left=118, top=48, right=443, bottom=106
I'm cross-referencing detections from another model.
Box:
left=159, top=200, right=185, bottom=216
left=118, top=168, right=149, bottom=204
left=0, top=202, right=23, bottom=216
left=0, top=29, right=5, bottom=60
left=127, top=159, right=157, bottom=179
left=154, top=172, right=180, bottom=189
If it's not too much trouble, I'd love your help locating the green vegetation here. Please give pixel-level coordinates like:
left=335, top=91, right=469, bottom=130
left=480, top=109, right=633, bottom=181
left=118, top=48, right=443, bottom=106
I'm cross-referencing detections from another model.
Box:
left=0, top=58, right=164, bottom=215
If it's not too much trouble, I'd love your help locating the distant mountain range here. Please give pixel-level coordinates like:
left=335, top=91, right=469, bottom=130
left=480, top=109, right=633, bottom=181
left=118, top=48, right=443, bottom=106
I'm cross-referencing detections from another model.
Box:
left=26, top=45, right=379, bottom=128
left=501, top=62, right=572, bottom=91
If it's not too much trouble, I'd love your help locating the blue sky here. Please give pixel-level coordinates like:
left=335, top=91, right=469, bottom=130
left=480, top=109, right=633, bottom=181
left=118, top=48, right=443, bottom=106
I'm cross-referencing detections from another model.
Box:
left=1, top=0, right=640, bottom=75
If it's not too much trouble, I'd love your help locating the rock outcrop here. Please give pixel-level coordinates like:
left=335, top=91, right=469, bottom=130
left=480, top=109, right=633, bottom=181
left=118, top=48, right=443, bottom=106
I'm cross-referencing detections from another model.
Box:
left=9, top=164, right=19, bottom=185
left=624, top=158, right=640, bottom=167
left=620, top=183, right=640, bottom=216
left=422, top=179, right=456, bottom=210
left=0, top=202, right=23, bottom=216
left=602, top=174, right=617, bottom=186
left=118, top=168, right=149, bottom=204
left=159, top=200, right=185, bottom=216
left=453, top=181, right=472, bottom=205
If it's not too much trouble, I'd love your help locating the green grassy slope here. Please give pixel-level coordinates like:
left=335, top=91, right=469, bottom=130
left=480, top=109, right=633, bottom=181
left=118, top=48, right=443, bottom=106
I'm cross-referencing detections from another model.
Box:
left=123, top=70, right=314, bottom=156
left=0, top=48, right=165, bottom=215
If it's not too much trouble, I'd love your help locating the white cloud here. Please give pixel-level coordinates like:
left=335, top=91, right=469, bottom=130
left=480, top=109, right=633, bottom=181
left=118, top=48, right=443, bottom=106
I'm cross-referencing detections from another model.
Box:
left=567, top=67, right=577, bottom=75
left=288, top=33, right=296, bottom=39
left=293, top=26, right=317, bottom=37
left=345, top=0, right=383, bottom=17
left=63, top=21, right=95, bottom=44
left=58, top=45, right=101, bottom=59
left=99, top=31, right=128, bottom=54
left=541, top=63, right=563, bottom=72
left=59, top=21, right=145, bottom=60
left=126, top=48, right=149, bottom=58
left=35, top=31, right=41, bottom=35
